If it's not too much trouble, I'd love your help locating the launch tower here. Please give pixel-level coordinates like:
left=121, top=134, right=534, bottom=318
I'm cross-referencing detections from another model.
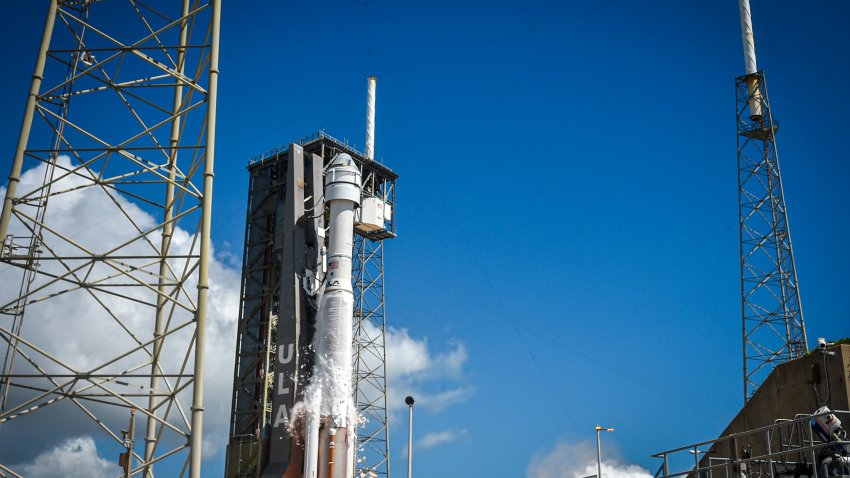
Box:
left=226, top=131, right=397, bottom=478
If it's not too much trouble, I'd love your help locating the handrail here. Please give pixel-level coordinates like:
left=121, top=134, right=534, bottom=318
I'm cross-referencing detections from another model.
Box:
left=652, top=410, right=850, bottom=478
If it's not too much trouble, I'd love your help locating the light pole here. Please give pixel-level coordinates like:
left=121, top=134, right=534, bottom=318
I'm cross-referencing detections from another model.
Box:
left=121, top=409, right=136, bottom=478
left=595, top=425, right=615, bottom=478
left=406, top=396, right=415, bottom=478
left=690, top=448, right=715, bottom=478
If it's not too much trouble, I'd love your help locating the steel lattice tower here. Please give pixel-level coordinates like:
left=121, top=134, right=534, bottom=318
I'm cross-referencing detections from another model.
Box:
left=353, top=210, right=391, bottom=478
left=0, top=1, right=220, bottom=476
left=736, top=71, right=807, bottom=402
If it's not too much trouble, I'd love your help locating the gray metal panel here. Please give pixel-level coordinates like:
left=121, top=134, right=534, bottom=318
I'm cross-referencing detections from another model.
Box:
left=264, top=144, right=307, bottom=475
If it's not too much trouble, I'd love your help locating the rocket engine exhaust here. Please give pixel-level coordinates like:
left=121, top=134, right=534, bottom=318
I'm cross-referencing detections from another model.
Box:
left=302, top=153, right=362, bottom=478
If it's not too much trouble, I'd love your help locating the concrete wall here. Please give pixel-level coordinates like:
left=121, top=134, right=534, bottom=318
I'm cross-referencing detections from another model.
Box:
left=728, top=344, right=849, bottom=433
left=700, top=344, right=849, bottom=467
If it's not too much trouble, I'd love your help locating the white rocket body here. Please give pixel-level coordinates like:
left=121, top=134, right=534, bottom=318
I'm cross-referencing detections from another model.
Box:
left=738, top=0, right=763, bottom=120
left=303, top=153, right=361, bottom=478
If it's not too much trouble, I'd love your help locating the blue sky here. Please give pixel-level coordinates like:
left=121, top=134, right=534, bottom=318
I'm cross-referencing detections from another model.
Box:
left=1, top=1, right=849, bottom=477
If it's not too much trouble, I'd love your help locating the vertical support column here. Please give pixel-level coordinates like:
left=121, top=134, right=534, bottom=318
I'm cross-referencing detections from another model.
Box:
left=406, top=397, right=414, bottom=478
left=189, top=0, right=221, bottom=475
left=144, top=1, right=190, bottom=474
left=0, top=0, right=57, bottom=243
left=0, top=1, right=58, bottom=419
left=596, top=428, right=603, bottom=478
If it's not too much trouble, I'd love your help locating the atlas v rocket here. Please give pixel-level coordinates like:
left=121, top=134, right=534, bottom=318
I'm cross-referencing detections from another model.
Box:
left=302, top=152, right=361, bottom=478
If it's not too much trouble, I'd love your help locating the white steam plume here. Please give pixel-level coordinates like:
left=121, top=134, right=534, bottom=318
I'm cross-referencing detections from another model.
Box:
left=527, top=440, right=653, bottom=478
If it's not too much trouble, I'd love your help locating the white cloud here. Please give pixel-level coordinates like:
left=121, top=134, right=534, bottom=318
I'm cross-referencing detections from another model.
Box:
left=385, top=327, right=431, bottom=377
left=384, top=327, right=472, bottom=414
left=0, top=157, right=239, bottom=464
left=417, top=428, right=468, bottom=450
left=527, top=440, right=653, bottom=478
left=12, top=436, right=113, bottom=478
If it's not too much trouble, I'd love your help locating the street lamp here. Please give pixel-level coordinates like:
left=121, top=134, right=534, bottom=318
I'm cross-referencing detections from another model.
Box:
left=405, top=396, right=415, bottom=478
left=689, top=448, right=716, bottom=478
left=689, top=448, right=709, bottom=465
left=595, top=425, right=615, bottom=478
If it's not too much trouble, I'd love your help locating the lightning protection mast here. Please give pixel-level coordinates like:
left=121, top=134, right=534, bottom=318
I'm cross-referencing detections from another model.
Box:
left=0, top=1, right=221, bottom=476
left=736, top=0, right=807, bottom=403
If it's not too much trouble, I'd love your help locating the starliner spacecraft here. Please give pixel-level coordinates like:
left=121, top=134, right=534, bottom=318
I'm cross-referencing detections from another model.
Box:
left=226, top=78, right=397, bottom=478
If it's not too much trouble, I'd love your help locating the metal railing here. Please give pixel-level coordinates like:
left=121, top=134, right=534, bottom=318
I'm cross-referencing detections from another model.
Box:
left=247, top=130, right=364, bottom=166
left=653, top=410, right=850, bottom=478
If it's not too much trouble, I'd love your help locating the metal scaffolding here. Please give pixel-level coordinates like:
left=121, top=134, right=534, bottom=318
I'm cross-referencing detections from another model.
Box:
left=736, top=71, right=807, bottom=403
left=352, top=235, right=391, bottom=477
left=353, top=196, right=393, bottom=478
left=0, top=1, right=220, bottom=476
left=226, top=158, right=283, bottom=477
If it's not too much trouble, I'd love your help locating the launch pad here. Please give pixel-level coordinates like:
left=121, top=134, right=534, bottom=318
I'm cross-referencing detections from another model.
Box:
left=226, top=131, right=397, bottom=478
